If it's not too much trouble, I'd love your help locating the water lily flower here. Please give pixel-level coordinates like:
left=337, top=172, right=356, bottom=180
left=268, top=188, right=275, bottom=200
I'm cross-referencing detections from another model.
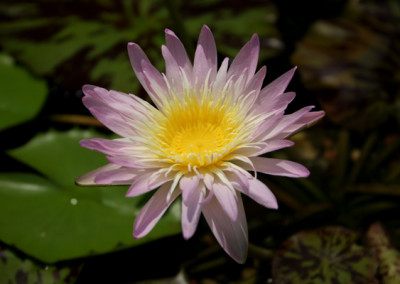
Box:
left=76, top=25, right=324, bottom=263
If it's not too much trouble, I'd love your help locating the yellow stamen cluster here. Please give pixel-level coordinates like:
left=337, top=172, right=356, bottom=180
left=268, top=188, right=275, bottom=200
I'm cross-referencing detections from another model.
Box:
left=151, top=90, right=246, bottom=170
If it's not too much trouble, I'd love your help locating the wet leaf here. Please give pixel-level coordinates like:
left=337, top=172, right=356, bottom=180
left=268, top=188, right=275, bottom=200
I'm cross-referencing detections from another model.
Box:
left=366, top=222, right=400, bottom=284
left=292, top=0, right=400, bottom=131
left=0, top=245, right=78, bottom=284
left=0, top=129, right=181, bottom=263
left=0, top=53, right=47, bottom=131
left=272, top=226, right=378, bottom=283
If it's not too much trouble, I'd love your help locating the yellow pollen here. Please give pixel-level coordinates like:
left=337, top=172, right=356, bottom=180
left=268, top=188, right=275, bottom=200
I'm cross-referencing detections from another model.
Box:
left=171, top=123, right=224, bottom=155
left=153, top=93, right=245, bottom=169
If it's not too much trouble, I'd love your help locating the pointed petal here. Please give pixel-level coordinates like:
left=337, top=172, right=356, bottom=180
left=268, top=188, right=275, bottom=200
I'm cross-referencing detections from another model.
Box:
left=230, top=140, right=294, bottom=157
left=278, top=110, right=325, bottom=138
left=165, top=28, right=192, bottom=74
left=241, top=66, right=266, bottom=111
left=213, top=57, right=229, bottom=92
left=228, top=34, right=259, bottom=80
left=75, top=163, right=121, bottom=186
left=213, top=176, right=239, bottom=221
left=202, top=194, right=248, bottom=263
left=94, top=167, right=137, bottom=184
left=133, top=182, right=180, bottom=238
left=127, top=43, right=168, bottom=108
left=258, top=67, right=296, bottom=105
left=125, top=169, right=174, bottom=197
left=238, top=178, right=278, bottom=209
left=259, top=106, right=315, bottom=141
left=82, top=93, right=136, bottom=138
left=181, top=182, right=205, bottom=239
left=79, top=138, right=131, bottom=156
left=82, top=85, right=158, bottom=123
left=253, top=91, right=296, bottom=116
left=180, top=173, right=200, bottom=201
left=161, top=45, right=183, bottom=94
left=250, top=157, right=310, bottom=177
left=193, top=25, right=217, bottom=86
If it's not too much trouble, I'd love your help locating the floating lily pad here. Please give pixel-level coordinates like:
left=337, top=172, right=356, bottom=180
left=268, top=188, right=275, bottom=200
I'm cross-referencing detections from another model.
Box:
left=366, top=222, right=400, bottom=284
left=0, top=53, right=47, bottom=131
left=0, top=246, right=79, bottom=284
left=0, top=129, right=181, bottom=263
left=272, top=226, right=377, bottom=283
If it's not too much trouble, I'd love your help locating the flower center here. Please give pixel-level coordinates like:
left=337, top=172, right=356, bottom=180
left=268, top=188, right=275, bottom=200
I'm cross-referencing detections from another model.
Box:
left=155, top=94, right=245, bottom=169
left=170, top=122, right=226, bottom=160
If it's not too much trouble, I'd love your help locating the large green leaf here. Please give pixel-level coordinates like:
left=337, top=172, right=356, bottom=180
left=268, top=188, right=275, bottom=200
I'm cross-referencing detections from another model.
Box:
left=0, top=53, right=47, bottom=131
left=0, top=129, right=181, bottom=263
left=272, top=226, right=378, bottom=283
left=0, top=245, right=78, bottom=284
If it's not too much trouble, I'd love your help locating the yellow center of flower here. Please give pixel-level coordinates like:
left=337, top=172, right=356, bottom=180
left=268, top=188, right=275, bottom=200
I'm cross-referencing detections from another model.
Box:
left=153, top=93, right=246, bottom=170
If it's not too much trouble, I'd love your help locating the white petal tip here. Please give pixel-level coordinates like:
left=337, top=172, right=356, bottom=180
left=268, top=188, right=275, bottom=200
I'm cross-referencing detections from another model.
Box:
left=75, top=176, right=96, bottom=186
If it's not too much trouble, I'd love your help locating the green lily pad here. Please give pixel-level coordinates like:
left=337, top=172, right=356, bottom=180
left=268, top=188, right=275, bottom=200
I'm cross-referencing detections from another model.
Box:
left=1, top=129, right=181, bottom=263
left=0, top=245, right=78, bottom=284
left=272, top=226, right=378, bottom=283
left=366, top=222, right=400, bottom=284
left=0, top=53, right=47, bottom=131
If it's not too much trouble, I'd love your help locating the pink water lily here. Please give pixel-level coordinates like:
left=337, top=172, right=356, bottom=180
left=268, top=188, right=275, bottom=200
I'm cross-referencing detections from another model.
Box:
left=76, top=25, right=324, bottom=263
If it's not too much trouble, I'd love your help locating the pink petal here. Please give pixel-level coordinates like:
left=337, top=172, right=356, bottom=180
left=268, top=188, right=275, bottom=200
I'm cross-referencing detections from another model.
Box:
left=79, top=138, right=131, bottom=156
left=250, top=157, right=310, bottom=177
left=75, top=163, right=121, bottom=186
left=213, top=57, right=229, bottom=92
left=202, top=194, right=248, bottom=263
left=259, top=106, right=314, bottom=141
left=161, top=45, right=183, bottom=93
left=133, top=182, right=181, bottom=238
left=238, top=178, right=278, bottom=209
left=228, top=34, right=259, bottom=81
left=106, top=155, right=168, bottom=169
left=278, top=111, right=325, bottom=138
left=213, top=176, right=239, bottom=221
left=125, top=169, right=174, bottom=197
left=230, top=140, right=294, bottom=157
left=180, top=174, right=200, bottom=201
left=164, top=29, right=192, bottom=75
left=223, top=164, right=251, bottom=190
left=127, top=43, right=167, bottom=108
left=94, top=167, right=137, bottom=184
left=82, top=95, right=136, bottom=138
left=82, top=85, right=156, bottom=123
left=258, top=67, right=296, bottom=105
left=241, top=66, right=266, bottom=111
left=253, top=91, right=296, bottom=117
left=181, top=182, right=205, bottom=239
left=193, top=25, right=217, bottom=86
